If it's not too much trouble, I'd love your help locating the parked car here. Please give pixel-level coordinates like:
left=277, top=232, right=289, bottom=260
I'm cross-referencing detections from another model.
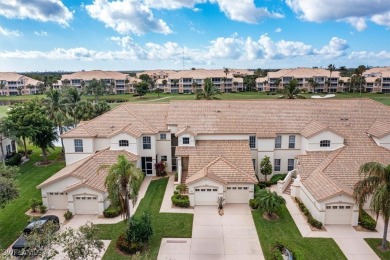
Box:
left=12, top=215, right=60, bottom=256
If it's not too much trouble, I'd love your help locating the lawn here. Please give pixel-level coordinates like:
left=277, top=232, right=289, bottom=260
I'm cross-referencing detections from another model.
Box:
left=252, top=206, right=346, bottom=260
left=365, top=238, right=390, bottom=260
left=96, top=177, right=193, bottom=259
left=0, top=147, right=65, bottom=250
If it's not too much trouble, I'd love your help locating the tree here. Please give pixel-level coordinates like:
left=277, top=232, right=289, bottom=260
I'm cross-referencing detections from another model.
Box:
left=195, top=78, right=221, bottom=100
left=328, top=64, right=336, bottom=79
left=92, top=101, right=111, bottom=118
left=86, top=78, right=108, bottom=102
left=0, top=81, right=6, bottom=96
left=0, top=164, right=19, bottom=178
left=139, top=74, right=151, bottom=83
left=353, top=162, right=390, bottom=251
left=134, top=82, right=149, bottom=98
left=243, top=75, right=257, bottom=91
left=43, top=90, right=69, bottom=154
left=191, top=81, right=198, bottom=93
left=0, top=176, right=18, bottom=208
left=64, top=87, right=82, bottom=126
left=256, top=189, right=286, bottom=218
left=307, top=78, right=319, bottom=93
left=223, top=68, right=229, bottom=78
left=279, top=79, right=306, bottom=99
left=273, top=78, right=281, bottom=92
left=104, top=155, right=144, bottom=220
left=162, top=79, right=168, bottom=92
left=260, top=156, right=272, bottom=182
left=126, top=212, right=153, bottom=245
left=74, top=100, right=94, bottom=122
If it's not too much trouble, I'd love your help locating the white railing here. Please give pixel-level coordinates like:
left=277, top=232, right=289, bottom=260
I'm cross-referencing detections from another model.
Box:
left=277, top=169, right=297, bottom=194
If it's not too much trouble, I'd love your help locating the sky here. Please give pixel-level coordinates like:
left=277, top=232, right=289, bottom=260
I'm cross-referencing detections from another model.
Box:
left=0, top=0, right=389, bottom=72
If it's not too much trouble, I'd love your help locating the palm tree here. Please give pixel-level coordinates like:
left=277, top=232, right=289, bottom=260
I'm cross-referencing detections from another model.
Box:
left=191, top=81, right=198, bottom=94
left=64, top=88, right=82, bottom=126
left=273, top=78, right=281, bottom=92
left=233, top=81, right=238, bottom=91
left=195, top=78, right=222, bottom=100
left=328, top=64, right=336, bottom=79
left=256, top=189, right=286, bottom=218
left=307, top=78, right=319, bottom=93
left=104, top=155, right=144, bottom=220
left=223, top=68, right=229, bottom=78
left=43, top=90, right=69, bottom=154
left=353, top=162, right=390, bottom=250
left=278, top=79, right=306, bottom=99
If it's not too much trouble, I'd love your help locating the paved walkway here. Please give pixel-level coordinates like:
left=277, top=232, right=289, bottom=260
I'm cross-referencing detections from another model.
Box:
left=158, top=204, right=264, bottom=260
left=282, top=193, right=381, bottom=260
left=160, top=174, right=194, bottom=214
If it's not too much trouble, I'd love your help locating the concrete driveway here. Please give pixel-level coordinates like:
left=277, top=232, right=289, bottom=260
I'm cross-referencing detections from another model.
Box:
left=158, top=204, right=264, bottom=260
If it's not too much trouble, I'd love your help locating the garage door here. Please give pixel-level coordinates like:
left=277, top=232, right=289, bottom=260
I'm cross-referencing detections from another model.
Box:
left=74, top=196, right=99, bottom=214
left=325, top=204, right=353, bottom=224
left=225, top=186, right=250, bottom=203
left=47, top=192, right=68, bottom=209
left=194, top=187, right=218, bottom=205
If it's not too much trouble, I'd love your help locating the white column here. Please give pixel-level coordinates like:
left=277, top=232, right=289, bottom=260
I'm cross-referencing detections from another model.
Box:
left=177, top=157, right=182, bottom=183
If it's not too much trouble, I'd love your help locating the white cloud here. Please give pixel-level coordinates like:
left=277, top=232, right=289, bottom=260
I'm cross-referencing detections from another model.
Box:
left=275, top=27, right=282, bottom=33
left=285, top=0, right=390, bottom=30
left=144, top=0, right=206, bottom=10
left=0, top=0, right=73, bottom=26
left=34, top=31, right=48, bottom=36
left=349, top=50, right=390, bottom=60
left=314, top=37, right=349, bottom=57
left=85, top=0, right=172, bottom=35
left=371, top=11, right=390, bottom=28
left=208, top=33, right=243, bottom=59
left=0, top=25, right=23, bottom=37
left=258, top=34, right=313, bottom=59
left=211, top=0, right=283, bottom=23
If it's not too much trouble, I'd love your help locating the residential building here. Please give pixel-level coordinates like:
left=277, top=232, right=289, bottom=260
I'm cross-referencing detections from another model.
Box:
left=363, top=67, right=390, bottom=93
left=0, top=72, right=42, bottom=95
left=61, top=70, right=139, bottom=94
left=0, top=135, right=17, bottom=161
left=37, top=99, right=390, bottom=227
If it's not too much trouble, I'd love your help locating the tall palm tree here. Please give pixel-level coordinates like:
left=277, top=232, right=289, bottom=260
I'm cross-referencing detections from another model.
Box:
left=279, top=79, right=306, bottom=99
left=195, top=78, right=221, bottom=100
left=328, top=64, right=336, bottom=79
left=43, top=90, right=69, bottom=154
left=353, top=162, right=390, bottom=250
left=104, top=155, right=144, bottom=220
left=64, top=88, right=82, bottom=127
left=191, top=81, right=198, bottom=94
left=273, top=78, right=281, bottom=92
left=307, top=78, right=319, bottom=93
left=223, top=68, right=229, bottom=78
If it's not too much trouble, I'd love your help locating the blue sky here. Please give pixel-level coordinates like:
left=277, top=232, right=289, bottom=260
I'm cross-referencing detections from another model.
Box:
left=0, top=0, right=389, bottom=72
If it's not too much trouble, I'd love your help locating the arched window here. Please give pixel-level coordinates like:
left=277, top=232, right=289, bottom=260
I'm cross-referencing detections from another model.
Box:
left=320, top=140, right=331, bottom=147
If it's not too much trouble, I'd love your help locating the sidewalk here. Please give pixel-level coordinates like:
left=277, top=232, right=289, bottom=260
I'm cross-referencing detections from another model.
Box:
left=159, top=174, right=194, bottom=214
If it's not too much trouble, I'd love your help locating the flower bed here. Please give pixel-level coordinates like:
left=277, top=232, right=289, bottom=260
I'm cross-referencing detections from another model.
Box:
left=295, top=198, right=323, bottom=229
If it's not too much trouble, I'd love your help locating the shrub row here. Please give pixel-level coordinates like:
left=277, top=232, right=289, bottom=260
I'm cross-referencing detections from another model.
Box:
left=359, top=209, right=376, bottom=230
left=103, top=205, right=121, bottom=218
left=171, top=193, right=190, bottom=208
left=295, top=198, right=323, bottom=229
left=269, top=174, right=287, bottom=185
left=5, top=153, right=22, bottom=166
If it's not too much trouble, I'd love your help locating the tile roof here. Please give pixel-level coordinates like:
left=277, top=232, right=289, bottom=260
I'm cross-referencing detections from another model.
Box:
left=176, top=140, right=257, bottom=184
left=175, top=126, right=197, bottom=137
left=300, top=120, right=344, bottom=138
left=0, top=72, right=42, bottom=85
left=267, top=68, right=339, bottom=78
left=62, top=102, right=169, bottom=138
left=37, top=149, right=139, bottom=192
left=366, top=120, right=390, bottom=138
left=62, top=70, right=129, bottom=81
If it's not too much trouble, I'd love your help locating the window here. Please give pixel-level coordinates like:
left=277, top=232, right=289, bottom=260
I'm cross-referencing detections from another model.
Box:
left=227, top=187, right=231, bottom=190
left=249, top=135, right=256, bottom=149
left=288, top=135, right=295, bottom=149
left=119, top=140, right=129, bottom=147
left=339, top=206, right=344, bottom=209
left=320, top=140, right=331, bottom=147
left=11, top=140, right=16, bottom=152
left=275, top=135, right=282, bottom=148
left=160, top=133, right=166, bottom=140
left=326, top=206, right=331, bottom=209
left=182, top=137, right=190, bottom=145
left=143, top=136, right=151, bottom=149
left=274, top=159, right=281, bottom=171
left=332, top=206, right=337, bottom=209
left=252, top=159, right=256, bottom=170
left=243, top=187, right=248, bottom=190
left=288, top=159, right=295, bottom=171
left=6, top=145, right=10, bottom=155
left=141, top=157, right=153, bottom=175
left=161, top=155, right=167, bottom=162
left=74, top=139, right=83, bottom=152
left=346, top=206, right=351, bottom=209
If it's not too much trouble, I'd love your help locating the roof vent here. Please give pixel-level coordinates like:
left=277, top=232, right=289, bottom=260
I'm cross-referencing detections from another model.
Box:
left=340, top=117, right=348, bottom=121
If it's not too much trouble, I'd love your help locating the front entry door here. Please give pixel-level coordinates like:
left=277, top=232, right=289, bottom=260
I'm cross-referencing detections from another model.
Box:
left=142, top=157, right=153, bottom=175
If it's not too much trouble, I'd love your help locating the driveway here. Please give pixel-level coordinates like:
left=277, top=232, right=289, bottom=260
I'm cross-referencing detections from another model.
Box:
left=158, top=204, right=264, bottom=260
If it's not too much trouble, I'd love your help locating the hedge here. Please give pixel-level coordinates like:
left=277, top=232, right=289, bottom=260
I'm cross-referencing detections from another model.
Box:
left=295, top=198, right=323, bottom=229
left=270, top=174, right=287, bottom=185
left=5, top=153, right=22, bottom=166
left=171, top=194, right=190, bottom=208
left=103, top=205, right=121, bottom=218
left=359, top=209, right=376, bottom=231
left=249, top=198, right=259, bottom=209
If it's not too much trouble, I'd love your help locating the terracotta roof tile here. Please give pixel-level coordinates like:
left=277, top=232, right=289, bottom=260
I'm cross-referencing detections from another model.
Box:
left=366, top=120, right=390, bottom=138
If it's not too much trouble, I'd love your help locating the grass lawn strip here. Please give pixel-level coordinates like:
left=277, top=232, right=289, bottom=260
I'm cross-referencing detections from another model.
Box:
left=252, top=206, right=346, bottom=259
left=364, top=238, right=390, bottom=260
left=96, top=177, right=193, bottom=259
left=0, top=147, right=64, bottom=250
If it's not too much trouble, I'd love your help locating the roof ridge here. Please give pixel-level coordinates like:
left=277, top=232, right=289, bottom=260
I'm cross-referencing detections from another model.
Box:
left=123, top=105, right=158, bottom=133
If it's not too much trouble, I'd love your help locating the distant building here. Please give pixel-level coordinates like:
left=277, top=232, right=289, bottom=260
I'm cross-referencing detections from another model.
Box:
left=363, top=67, right=390, bottom=93
left=0, top=72, right=42, bottom=96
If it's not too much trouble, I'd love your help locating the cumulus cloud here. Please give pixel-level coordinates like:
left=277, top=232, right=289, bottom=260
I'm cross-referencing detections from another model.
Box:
left=211, top=0, right=283, bottom=23
left=0, top=25, right=23, bottom=37
left=286, top=0, right=390, bottom=30
left=349, top=50, right=390, bottom=60
left=371, top=11, right=390, bottom=28
left=0, top=0, right=73, bottom=26
left=144, top=0, right=206, bottom=10
left=34, top=31, right=48, bottom=36
left=314, top=37, right=349, bottom=57
left=85, top=0, right=172, bottom=35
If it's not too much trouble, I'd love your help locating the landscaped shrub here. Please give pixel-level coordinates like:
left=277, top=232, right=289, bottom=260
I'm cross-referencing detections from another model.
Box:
left=103, top=205, right=121, bottom=218
left=359, top=209, right=376, bottom=230
left=39, top=204, right=47, bottom=214
left=64, top=210, right=73, bottom=220
left=174, top=172, right=178, bottom=182
left=154, top=161, right=167, bottom=177
left=270, top=174, right=287, bottom=185
left=171, top=193, right=190, bottom=208
left=5, top=153, right=22, bottom=166
left=249, top=198, right=259, bottom=209
left=258, top=181, right=271, bottom=188
left=116, top=233, right=143, bottom=255
left=127, top=212, right=153, bottom=245
left=176, top=184, right=187, bottom=195
left=295, top=198, right=323, bottom=229
left=29, top=198, right=41, bottom=212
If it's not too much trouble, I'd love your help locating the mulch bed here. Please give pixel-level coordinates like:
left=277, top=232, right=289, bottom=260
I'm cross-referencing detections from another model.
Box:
left=262, top=212, right=280, bottom=221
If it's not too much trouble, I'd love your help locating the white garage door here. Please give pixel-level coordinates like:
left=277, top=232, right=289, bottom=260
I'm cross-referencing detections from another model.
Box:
left=225, top=186, right=250, bottom=203
left=325, top=204, right=353, bottom=225
left=74, top=196, right=99, bottom=215
left=194, top=187, right=218, bottom=205
left=47, top=192, right=68, bottom=209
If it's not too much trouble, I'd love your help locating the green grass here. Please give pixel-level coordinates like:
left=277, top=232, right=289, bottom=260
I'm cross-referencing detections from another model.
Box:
left=252, top=206, right=346, bottom=260
left=365, top=238, right=390, bottom=260
left=0, top=147, right=65, bottom=250
left=96, top=177, right=193, bottom=259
